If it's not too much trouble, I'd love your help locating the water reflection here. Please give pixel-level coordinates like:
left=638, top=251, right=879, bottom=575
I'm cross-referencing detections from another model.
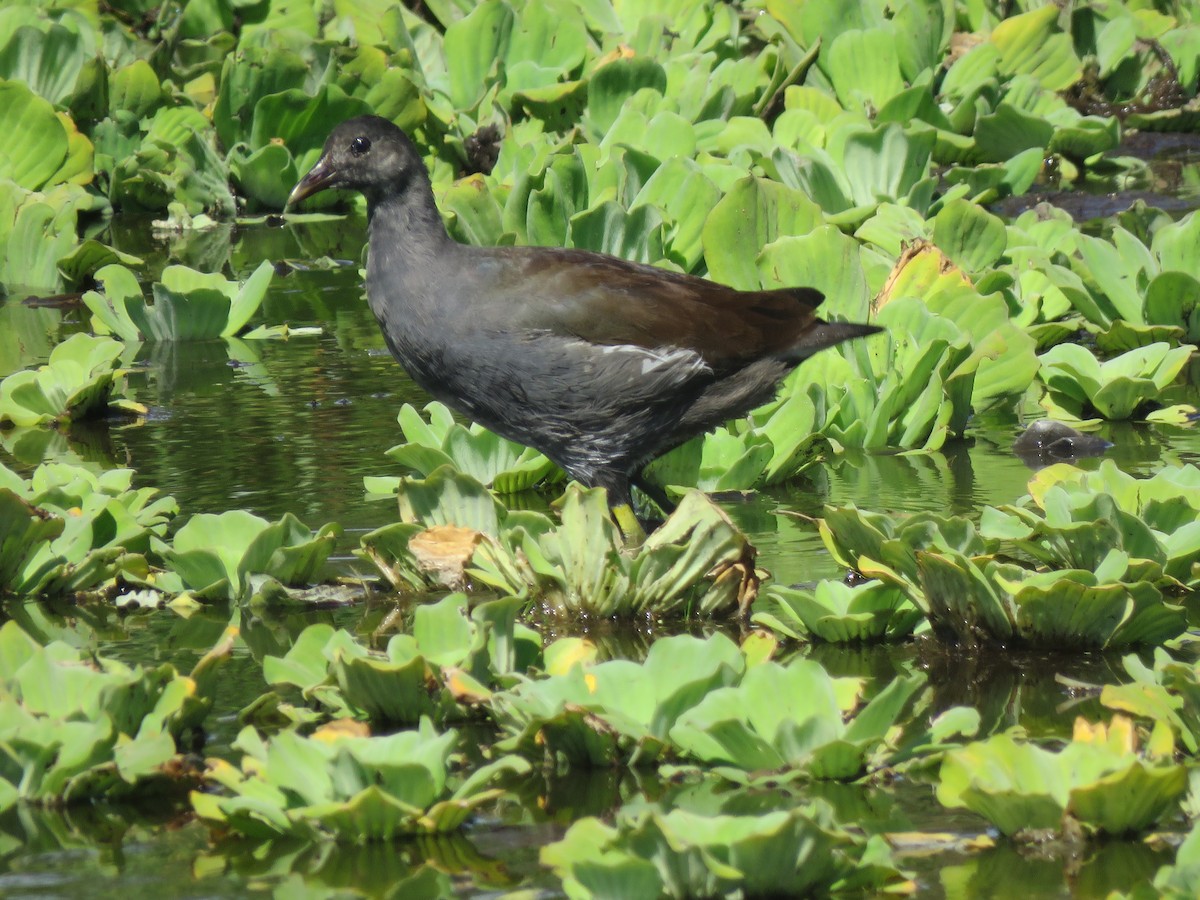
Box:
left=0, top=805, right=244, bottom=898
left=935, top=839, right=1171, bottom=899
left=0, top=303, right=62, bottom=375
left=0, top=801, right=516, bottom=899
left=115, top=328, right=426, bottom=540
left=919, top=640, right=1130, bottom=740
left=195, top=832, right=512, bottom=897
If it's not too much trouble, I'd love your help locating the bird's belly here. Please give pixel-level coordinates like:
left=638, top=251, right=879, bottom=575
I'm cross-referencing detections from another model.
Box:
left=376, top=323, right=695, bottom=479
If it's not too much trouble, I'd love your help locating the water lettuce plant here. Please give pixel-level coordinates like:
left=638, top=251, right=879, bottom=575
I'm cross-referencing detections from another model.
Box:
left=261, top=593, right=538, bottom=726
left=1097, top=649, right=1200, bottom=757
left=819, top=472, right=1189, bottom=650
left=0, top=333, right=142, bottom=427
left=0, top=461, right=175, bottom=598
left=1064, top=212, right=1200, bottom=344
left=157, top=509, right=341, bottom=602
left=0, top=180, right=136, bottom=293
left=752, top=580, right=923, bottom=644
left=0, top=621, right=218, bottom=810
left=642, top=423, right=782, bottom=496
left=917, top=550, right=1182, bottom=650
left=492, top=633, right=746, bottom=768
left=490, top=631, right=920, bottom=780
left=793, top=290, right=1036, bottom=453
left=361, top=468, right=759, bottom=618
left=670, top=662, right=924, bottom=781
left=1038, top=342, right=1194, bottom=422
left=981, top=460, right=1200, bottom=588
left=365, top=400, right=561, bottom=496
left=0, top=77, right=128, bottom=291
left=937, top=722, right=1187, bottom=838
left=1134, top=820, right=1200, bottom=898
left=4, top=0, right=1200, bottom=893
left=191, top=719, right=529, bottom=842
left=82, top=261, right=301, bottom=341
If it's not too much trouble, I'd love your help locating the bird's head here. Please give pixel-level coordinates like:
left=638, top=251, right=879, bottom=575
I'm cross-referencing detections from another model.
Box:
left=288, top=115, right=425, bottom=207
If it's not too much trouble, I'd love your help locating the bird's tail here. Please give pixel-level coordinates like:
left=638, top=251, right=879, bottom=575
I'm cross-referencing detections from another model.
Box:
left=788, top=320, right=882, bottom=360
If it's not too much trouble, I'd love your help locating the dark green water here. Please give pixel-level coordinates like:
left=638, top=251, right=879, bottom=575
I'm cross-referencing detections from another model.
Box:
left=1, top=214, right=1198, bottom=897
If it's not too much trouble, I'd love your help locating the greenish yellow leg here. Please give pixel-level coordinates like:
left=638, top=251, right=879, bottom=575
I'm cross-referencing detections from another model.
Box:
left=613, top=503, right=647, bottom=546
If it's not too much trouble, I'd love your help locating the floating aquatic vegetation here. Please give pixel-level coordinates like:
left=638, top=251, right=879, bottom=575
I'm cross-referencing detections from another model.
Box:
left=937, top=721, right=1187, bottom=838
left=819, top=504, right=993, bottom=587
left=492, top=633, right=746, bottom=768
left=0, top=78, right=92, bottom=193
left=156, top=509, right=341, bottom=603
left=490, top=631, right=920, bottom=780
left=261, top=593, right=538, bottom=726
left=1038, top=342, right=1194, bottom=422
left=772, top=122, right=937, bottom=228
left=874, top=241, right=1040, bottom=407
left=1066, top=212, right=1200, bottom=345
left=670, top=662, right=924, bottom=781
left=0, top=333, right=142, bottom=428
left=1097, top=649, right=1200, bottom=757
left=109, top=105, right=236, bottom=219
left=643, top=423, right=783, bottom=496
left=797, top=297, right=1025, bottom=453
left=361, top=467, right=759, bottom=618
left=0, top=457, right=348, bottom=605
left=0, top=620, right=226, bottom=810
left=0, top=460, right=174, bottom=598
left=0, top=180, right=138, bottom=292
left=191, top=718, right=529, bottom=842
left=981, top=460, right=1200, bottom=589
left=917, top=551, right=1182, bottom=650
left=752, top=579, right=923, bottom=644
left=4, top=0, right=1200, bottom=892
left=819, top=496, right=1187, bottom=650
left=82, top=261, right=313, bottom=342
left=364, top=401, right=561, bottom=496
left=1136, top=819, right=1200, bottom=898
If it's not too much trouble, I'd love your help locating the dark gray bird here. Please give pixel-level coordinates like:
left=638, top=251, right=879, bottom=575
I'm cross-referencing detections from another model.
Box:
left=289, top=116, right=880, bottom=538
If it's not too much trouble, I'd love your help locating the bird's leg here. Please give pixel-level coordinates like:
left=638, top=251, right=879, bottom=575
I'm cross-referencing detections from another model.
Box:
left=604, top=478, right=648, bottom=546
left=612, top=503, right=648, bottom=546
left=631, top=475, right=677, bottom=518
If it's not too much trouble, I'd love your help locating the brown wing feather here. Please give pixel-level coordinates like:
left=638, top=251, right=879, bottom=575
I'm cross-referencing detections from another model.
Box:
left=491, top=247, right=825, bottom=368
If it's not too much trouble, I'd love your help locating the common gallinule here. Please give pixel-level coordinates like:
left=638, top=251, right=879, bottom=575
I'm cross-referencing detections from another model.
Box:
left=289, top=116, right=881, bottom=537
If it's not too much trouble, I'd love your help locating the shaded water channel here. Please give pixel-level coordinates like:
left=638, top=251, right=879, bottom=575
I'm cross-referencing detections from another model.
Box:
left=3, top=209, right=1200, bottom=897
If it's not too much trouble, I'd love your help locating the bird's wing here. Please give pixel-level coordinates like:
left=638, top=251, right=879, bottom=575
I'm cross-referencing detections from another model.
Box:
left=485, top=247, right=831, bottom=370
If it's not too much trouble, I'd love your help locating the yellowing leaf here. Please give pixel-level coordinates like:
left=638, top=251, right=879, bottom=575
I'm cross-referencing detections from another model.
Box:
left=1074, top=714, right=1137, bottom=754
left=741, top=630, right=777, bottom=667
left=313, top=718, right=371, bottom=742
left=447, top=668, right=493, bottom=703
left=876, top=239, right=970, bottom=311
left=544, top=637, right=597, bottom=676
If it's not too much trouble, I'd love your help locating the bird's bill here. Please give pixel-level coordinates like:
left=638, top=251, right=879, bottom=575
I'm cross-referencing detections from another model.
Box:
left=287, top=156, right=336, bottom=207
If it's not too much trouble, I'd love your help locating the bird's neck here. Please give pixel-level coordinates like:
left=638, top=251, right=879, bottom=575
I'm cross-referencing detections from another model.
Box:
left=366, top=173, right=456, bottom=263
left=363, top=172, right=461, bottom=341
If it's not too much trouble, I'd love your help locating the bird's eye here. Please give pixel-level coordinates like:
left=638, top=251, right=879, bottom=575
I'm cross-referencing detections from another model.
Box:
left=350, top=136, right=371, bottom=156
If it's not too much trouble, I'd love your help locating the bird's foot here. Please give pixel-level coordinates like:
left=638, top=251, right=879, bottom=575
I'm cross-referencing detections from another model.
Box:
left=612, top=503, right=648, bottom=547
